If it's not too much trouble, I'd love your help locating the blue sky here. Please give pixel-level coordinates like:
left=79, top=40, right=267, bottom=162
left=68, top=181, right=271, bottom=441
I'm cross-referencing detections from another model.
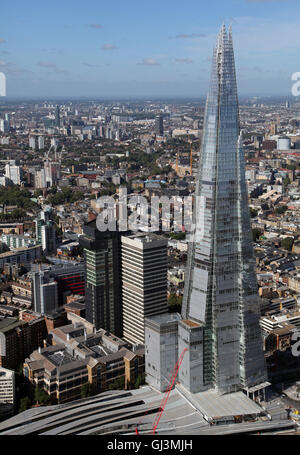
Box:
left=0, top=0, right=300, bottom=97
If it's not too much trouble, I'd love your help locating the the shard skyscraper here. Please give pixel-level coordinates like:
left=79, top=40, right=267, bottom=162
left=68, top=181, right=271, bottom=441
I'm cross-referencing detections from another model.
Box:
left=179, top=25, right=267, bottom=394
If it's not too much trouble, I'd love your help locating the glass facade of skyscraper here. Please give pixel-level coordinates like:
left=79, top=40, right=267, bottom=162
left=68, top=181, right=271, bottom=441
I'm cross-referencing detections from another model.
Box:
left=181, top=25, right=267, bottom=393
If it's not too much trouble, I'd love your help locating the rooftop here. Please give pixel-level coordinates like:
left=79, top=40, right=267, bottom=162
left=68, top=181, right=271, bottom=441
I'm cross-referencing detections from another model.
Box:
left=177, top=386, right=264, bottom=420
left=181, top=319, right=202, bottom=328
left=0, top=317, right=24, bottom=333
left=0, top=385, right=293, bottom=435
left=145, top=312, right=181, bottom=326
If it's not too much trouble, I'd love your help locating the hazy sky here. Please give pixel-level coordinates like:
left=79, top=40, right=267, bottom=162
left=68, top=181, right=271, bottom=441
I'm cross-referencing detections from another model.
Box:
left=0, top=0, right=299, bottom=97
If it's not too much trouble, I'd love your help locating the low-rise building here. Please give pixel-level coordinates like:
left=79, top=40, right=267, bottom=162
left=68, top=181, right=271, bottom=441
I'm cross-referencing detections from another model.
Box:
left=0, top=246, right=42, bottom=269
left=0, top=233, right=38, bottom=250
left=24, top=322, right=145, bottom=404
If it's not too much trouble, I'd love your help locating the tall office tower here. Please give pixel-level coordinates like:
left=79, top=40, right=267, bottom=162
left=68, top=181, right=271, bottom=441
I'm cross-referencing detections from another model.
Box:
left=0, top=119, right=9, bottom=133
left=98, top=125, right=105, bottom=137
left=155, top=114, right=164, bottom=136
left=50, top=137, right=59, bottom=148
left=29, top=136, right=36, bottom=150
left=270, top=122, right=277, bottom=136
left=121, top=234, right=168, bottom=345
left=4, top=113, right=10, bottom=130
left=180, top=25, right=267, bottom=394
left=44, top=161, right=60, bottom=187
left=38, top=136, right=45, bottom=150
left=79, top=221, right=122, bottom=336
left=35, top=169, right=47, bottom=189
left=55, top=105, right=60, bottom=127
left=31, top=271, right=58, bottom=314
left=5, top=161, right=22, bottom=185
left=36, top=207, right=57, bottom=255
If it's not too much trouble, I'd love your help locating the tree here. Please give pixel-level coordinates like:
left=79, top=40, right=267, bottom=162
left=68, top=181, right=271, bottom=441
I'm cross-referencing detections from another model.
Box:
left=135, top=373, right=146, bottom=389
left=80, top=383, right=90, bottom=398
left=168, top=293, right=183, bottom=313
left=108, top=377, right=125, bottom=390
left=18, top=396, right=31, bottom=413
left=280, top=237, right=294, bottom=251
left=0, top=186, right=38, bottom=211
left=34, top=385, right=50, bottom=405
left=252, top=228, right=262, bottom=242
left=275, top=205, right=288, bottom=215
left=169, top=232, right=186, bottom=240
left=283, top=176, right=291, bottom=187
left=249, top=207, right=258, bottom=218
left=46, top=187, right=85, bottom=205
left=80, top=383, right=97, bottom=398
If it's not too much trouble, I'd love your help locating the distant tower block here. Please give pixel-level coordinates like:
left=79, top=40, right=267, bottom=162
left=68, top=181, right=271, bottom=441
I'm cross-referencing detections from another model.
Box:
left=270, top=122, right=277, bottom=136
left=0, top=72, right=6, bottom=97
left=29, top=136, right=36, bottom=150
left=55, top=105, right=60, bottom=127
left=155, top=114, right=164, bottom=136
left=38, top=136, right=45, bottom=150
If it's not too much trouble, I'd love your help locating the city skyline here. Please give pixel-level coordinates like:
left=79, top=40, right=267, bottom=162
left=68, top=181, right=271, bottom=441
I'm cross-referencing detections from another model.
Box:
left=0, top=0, right=300, bottom=97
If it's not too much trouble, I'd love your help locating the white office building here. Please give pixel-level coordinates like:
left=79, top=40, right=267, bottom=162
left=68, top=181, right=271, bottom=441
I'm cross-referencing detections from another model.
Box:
left=38, top=136, right=45, bottom=150
left=0, top=367, right=15, bottom=406
left=121, top=233, right=168, bottom=345
left=5, top=162, right=22, bottom=185
left=29, top=136, right=36, bottom=150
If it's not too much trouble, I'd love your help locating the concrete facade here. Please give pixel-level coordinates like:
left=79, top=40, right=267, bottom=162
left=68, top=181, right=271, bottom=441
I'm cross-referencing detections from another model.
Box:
left=145, top=313, right=180, bottom=392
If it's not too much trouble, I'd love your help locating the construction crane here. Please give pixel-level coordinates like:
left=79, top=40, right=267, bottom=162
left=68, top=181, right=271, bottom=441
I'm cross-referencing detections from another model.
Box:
left=150, top=348, right=188, bottom=435
left=44, top=144, right=56, bottom=161
left=44, top=143, right=62, bottom=163
left=189, top=139, right=193, bottom=176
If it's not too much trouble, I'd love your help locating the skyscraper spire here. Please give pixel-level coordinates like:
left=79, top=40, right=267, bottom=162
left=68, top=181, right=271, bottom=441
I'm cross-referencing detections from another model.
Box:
left=180, top=26, right=267, bottom=394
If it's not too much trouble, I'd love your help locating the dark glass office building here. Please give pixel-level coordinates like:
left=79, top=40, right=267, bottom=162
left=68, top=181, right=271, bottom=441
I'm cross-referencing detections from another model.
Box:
left=79, top=221, right=122, bottom=336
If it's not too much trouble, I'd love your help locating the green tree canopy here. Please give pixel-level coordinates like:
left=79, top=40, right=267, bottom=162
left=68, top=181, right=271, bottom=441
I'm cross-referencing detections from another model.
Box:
left=34, top=385, right=50, bottom=406
left=280, top=237, right=294, bottom=251
left=168, top=293, right=183, bottom=313
left=18, top=396, right=31, bottom=413
left=252, top=228, right=262, bottom=242
left=275, top=205, right=288, bottom=215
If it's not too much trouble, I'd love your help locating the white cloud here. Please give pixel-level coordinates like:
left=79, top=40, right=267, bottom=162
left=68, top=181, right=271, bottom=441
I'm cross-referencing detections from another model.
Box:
left=139, top=58, right=160, bottom=66
left=175, top=58, right=194, bottom=64
left=86, top=24, right=103, bottom=29
left=37, top=61, right=57, bottom=68
left=83, top=62, right=101, bottom=67
left=247, top=0, right=289, bottom=3
left=37, top=61, right=68, bottom=74
left=170, top=33, right=206, bottom=39
left=101, top=44, right=118, bottom=50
